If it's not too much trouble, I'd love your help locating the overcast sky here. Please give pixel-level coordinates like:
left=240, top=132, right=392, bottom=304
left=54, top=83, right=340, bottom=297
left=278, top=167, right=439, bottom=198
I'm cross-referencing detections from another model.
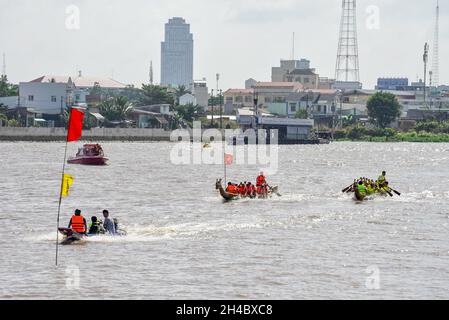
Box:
left=0, top=0, right=447, bottom=90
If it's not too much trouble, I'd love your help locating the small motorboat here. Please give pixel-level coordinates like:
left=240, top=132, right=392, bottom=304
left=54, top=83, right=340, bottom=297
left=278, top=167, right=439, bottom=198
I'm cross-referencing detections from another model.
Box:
left=58, top=226, right=127, bottom=245
left=58, top=227, right=86, bottom=245
left=67, top=144, right=108, bottom=166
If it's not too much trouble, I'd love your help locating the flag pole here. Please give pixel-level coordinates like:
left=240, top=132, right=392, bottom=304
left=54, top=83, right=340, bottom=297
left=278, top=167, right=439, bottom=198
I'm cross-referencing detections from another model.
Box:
left=221, top=128, right=228, bottom=188
left=55, top=138, right=69, bottom=266
left=56, top=107, right=75, bottom=266
left=223, top=141, right=227, bottom=186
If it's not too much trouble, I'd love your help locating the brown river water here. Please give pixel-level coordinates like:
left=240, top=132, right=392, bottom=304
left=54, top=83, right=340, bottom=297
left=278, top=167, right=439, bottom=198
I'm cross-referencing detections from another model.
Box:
left=0, top=141, right=448, bottom=299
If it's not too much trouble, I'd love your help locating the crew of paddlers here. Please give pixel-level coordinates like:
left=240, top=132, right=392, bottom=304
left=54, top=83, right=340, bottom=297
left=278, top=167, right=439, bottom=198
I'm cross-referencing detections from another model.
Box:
left=342, top=171, right=401, bottom=200
left=225, top=172, right=271, bottom=198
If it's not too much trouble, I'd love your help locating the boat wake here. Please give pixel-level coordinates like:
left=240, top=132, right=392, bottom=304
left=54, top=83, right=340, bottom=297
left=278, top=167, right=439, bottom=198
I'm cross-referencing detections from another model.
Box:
left=28, top=222, right=269, bottom=244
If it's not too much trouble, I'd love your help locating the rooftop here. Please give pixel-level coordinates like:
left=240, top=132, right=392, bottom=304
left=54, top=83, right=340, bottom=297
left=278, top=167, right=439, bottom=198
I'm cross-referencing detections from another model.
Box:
left=357, top=89, right=416, bottom=97
left=254, top=82, right=304, bottom=90
left=287, top=69, right=317, bottom=76
left=225, top=88, right=254, bottom=94
left=28, top=75, right=127, bottom=89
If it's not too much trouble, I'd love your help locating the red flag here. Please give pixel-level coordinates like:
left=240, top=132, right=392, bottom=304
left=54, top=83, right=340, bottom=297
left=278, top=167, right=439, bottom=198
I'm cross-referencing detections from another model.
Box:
left=224, top=153, right=233, bottom=165
left=67, top=108, right=85, bottom=142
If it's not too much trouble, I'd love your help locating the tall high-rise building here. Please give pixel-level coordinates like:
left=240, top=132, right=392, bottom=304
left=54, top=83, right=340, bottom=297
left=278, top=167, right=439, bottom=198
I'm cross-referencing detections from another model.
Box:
left=161, top=17, right=193, bottom=88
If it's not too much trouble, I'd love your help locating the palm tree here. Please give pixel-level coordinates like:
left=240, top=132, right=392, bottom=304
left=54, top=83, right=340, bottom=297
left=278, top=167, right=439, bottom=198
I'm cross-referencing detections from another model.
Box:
left=174, top=85, right=191, bottom=102
left=99, top=96, right=133, bottom=122
left=174, top=103, right=201, bottom=127
left=140, top=84, right=174, bottom=106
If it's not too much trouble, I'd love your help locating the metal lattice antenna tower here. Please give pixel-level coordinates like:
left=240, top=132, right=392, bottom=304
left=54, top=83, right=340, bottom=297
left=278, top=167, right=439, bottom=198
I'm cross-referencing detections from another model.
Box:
left=335, top=0, right=360, bottom=82
left=431, top=0, right=440, bottom=88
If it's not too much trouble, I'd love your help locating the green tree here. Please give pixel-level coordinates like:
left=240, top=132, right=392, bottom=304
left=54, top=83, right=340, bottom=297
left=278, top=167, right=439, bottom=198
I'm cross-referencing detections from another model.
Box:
left=366, top=92, right=401, bottom=128
left=0, top=75, right=19, bottom=97
left=0, top=103, right=7, bottom=125
left=294, top=109, right=308, bottom=119
left=89, top=82, right=103, bottom=96
left=120, top=85, right=143, bottom=105
left=140, top=84, right=174, bottom=106
left=0, top=103, right=7, bottom=114
left=174, top=103, right=201, bottom=125
left=174, top=85, right=191, bottom=102
left=7, top=119, right=20, bottom=127
left=99, top=95, right=133, bottom=122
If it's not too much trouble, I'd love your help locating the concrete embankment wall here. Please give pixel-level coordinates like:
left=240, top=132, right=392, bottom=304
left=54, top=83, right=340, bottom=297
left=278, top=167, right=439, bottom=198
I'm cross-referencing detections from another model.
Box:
left=0, top=127, right=173, bottom=142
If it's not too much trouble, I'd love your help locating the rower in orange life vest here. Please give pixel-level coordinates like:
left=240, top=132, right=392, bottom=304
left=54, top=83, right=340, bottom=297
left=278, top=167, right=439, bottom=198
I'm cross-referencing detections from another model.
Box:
left=68, top=209, right=88, bottom=234
left=246, top=182, right=256, bottom=198
left=226, top=182, right=239, bottom=195
left=238, top=182, right=247, bottom=196
left=256, top=172, right=269, bottom=196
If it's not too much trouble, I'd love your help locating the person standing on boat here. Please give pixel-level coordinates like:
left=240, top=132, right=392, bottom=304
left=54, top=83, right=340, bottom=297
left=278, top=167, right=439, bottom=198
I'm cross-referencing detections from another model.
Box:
left=102, top=210, right=116, bottom=235
left=378, top=171, right=387, bottom=187
left=256, top=172, right=267, bottom=188
left=68, top=209, right=87, bottom=235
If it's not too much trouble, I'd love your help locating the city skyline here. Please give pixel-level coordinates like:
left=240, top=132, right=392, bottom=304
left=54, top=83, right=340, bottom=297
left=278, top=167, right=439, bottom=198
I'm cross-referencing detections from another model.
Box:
left=0, top=0, right=447, bottom=90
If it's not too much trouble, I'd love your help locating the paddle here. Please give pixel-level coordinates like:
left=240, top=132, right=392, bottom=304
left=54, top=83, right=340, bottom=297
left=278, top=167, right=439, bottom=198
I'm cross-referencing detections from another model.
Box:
left=342, top=184, right=354, bottom=193
left=345, top=185, right=356, bottom=193
left=390, top=188, right=401, bottom=196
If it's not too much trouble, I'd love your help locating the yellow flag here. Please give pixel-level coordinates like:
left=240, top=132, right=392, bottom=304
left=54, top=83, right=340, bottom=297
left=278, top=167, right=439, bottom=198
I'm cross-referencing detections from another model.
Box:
left=61, top=174, right=74, bottom=197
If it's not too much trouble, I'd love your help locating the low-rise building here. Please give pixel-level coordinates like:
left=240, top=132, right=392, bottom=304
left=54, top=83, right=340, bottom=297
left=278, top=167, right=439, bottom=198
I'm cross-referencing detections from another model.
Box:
left=224, top=82, right=305, bottom=115
left=376, top=78, right=409, bottom=91
left=192, top=79, right=209, bottom=109
left=332, top=81, right=362, bottom=90
left=129, top=104, right=172, bottom=129
left=272, top=59, right=319, bottom=89
left=18, top=75, right=127, bottom=119
left=179, top=93, right=197, bottom=106
left=286, top=90, right=338, bottom=117
left=224, top=88, right=254, bottom=110
left=318, top=77, right=336, bottom=90
left=272, top=59, right=311, bottom=82
left=236, top=107, right=314, bottom=143
left=284, top=69, right=319, bottom=89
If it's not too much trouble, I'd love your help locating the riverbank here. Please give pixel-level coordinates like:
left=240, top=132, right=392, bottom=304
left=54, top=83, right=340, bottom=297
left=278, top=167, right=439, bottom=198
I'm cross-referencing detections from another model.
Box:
left=0, top=127, right=172, bottom=142
left=336, top=132, right=449, bottom=143
left=334, top=125, right=449, bottom=143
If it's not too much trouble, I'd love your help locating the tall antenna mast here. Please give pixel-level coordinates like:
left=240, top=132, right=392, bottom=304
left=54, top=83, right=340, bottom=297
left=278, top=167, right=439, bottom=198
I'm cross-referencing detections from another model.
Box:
left=335, top=0, right=360, bottom=82
left=292, top=32, right=295, bottom=60
left=149, top=61, right=154, bottom=85
left=431, top=0, right=440, bottom=89
left=423, top=42, right=429, bottom=107
left=2, top=53, right=6, bottom=77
